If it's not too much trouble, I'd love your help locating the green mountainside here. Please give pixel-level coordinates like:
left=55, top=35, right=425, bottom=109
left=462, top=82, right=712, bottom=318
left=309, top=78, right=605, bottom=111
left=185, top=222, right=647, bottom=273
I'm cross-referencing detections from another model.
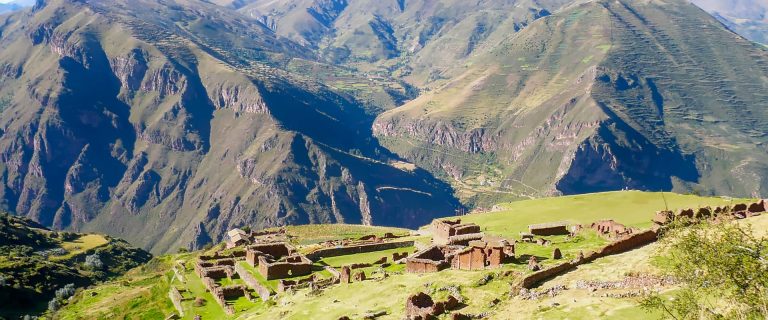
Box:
left=0, top=0, right=767, bottom=256
left=0, top=0, right=459, bottom=254
left=226, top=0, right=582, bottom=88
left=373, top=0, right=768, bottom=206
left=0, top=212, right=151, bottom=319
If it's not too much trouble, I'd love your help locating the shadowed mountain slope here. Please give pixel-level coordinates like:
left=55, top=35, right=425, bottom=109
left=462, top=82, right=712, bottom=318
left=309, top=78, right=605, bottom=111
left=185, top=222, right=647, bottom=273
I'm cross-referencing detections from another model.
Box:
left=374, top=0, right=768, bottom=205
left=0, top=0, right=460, bottom=253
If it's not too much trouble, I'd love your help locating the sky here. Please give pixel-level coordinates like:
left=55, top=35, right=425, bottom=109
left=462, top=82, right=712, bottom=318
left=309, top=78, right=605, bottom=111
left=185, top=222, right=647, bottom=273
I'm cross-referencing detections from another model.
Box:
left=0, top=0, right=34, bottom=5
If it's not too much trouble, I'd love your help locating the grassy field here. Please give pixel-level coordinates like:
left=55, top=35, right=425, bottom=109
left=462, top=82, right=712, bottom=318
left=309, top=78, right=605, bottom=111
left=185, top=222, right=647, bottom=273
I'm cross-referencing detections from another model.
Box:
left=316, top=246, right=415, bottom=268
left=58, top=258, right=175, bottom=319
left=56, top=191, right=761, bottom=319
left=459, top=191, right=752, bottom=239
left=54, top=234, right=110, bottom=261
left=277, top=224, right=412, bottom=246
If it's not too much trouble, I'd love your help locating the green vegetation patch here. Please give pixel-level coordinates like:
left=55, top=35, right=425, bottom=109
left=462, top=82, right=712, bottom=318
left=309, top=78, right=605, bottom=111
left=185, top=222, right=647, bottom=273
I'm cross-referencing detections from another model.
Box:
left=460, top=191, right=750, bottom=239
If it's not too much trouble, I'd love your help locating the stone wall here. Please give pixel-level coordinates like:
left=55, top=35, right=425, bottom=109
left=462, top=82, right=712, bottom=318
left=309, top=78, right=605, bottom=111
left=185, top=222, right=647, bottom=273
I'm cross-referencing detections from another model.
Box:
left=517, top=230, right=658, bottom=289
left=258, top=254, right=313, bottom=280
left=597, top=230, right=657, bottom=256
left=406, top=246, right=450, bottom=273
left=326, top=266, right=341, bottom=283
left=405, top=292, right=460, bottom=320
left=306, top=240, right=415, bottom=260
left=516, top=202, right=768, bottom=290
left=452, top=247, right=487, bottom=271
left=277, top=277, right=314, bottom=293
left=528, top=223, right=569, bottom=236
left=235, top=263, right=271, bottom=301
left=591, top=220, right=632, bottom=239
left=432, top=219, right=482, bottom=245
left=168, top=287, right=184, bottom=317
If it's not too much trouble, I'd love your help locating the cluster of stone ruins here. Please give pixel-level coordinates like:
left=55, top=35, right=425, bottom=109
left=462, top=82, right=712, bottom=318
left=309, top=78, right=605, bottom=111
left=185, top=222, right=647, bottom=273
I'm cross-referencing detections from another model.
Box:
left=179, top=227, right=416, bottom=316
left=172, top=199, right=766, bottom=318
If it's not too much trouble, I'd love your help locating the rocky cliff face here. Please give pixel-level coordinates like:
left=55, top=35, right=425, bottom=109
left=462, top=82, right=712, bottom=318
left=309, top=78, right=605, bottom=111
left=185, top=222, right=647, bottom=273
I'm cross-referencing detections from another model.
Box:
left=0, top=0, right=459, bottom=253
left=374, top=0, right=768, bottom=204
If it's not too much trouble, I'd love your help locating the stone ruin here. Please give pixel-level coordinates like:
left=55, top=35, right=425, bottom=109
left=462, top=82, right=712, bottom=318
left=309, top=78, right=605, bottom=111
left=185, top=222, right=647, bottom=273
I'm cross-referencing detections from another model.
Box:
left=245, top=242, right=312, bottom=280
left=552, top=248, right=562, bottom=260
left=405, top=292, right=461, bottom=320
left=406, top=246, right=457, bottom=273
left=407, top=238, right=513, bottom=273
left=652, top=200, right=767, bottom=229
left=340, top=266, right=352, bottom=284
left=527, top=256, right=540, bottom=271
left=393, top=252, right=409, bottom=261
left=226, top=228, right=249, bottom=249
left=408, top=221, right=515, bottom=273
left=431, top=219, right=483, bottom=245
left=315, top=232, right=406, bottom=252
left=591, top=220, right=633, bottom=239
left=193, top=251, right=252, bottom=315
left=519, top=232, right=535, bottom=242
left=528, top=221, right=569, bottom=236
left=226, top=228, right=288, bottom=249
left=451, top=240, right=510, bottom=271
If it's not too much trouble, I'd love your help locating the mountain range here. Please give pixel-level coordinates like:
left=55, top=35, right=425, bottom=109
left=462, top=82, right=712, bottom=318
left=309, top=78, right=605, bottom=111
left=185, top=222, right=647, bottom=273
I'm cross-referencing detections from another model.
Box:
left=0, top=0, right=34, bottom=14
left=0, top=0, right=766, bottom=253
left=691, top=0, right=768, bottom=45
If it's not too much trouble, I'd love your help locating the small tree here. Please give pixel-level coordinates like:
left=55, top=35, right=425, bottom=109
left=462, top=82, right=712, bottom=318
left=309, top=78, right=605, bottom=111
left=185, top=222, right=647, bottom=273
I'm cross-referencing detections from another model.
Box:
left=84, top=253, right=103, bottom=270
left=55, top=284, right=76, bottom=300
left=47, top=298, right=60, bottom=312
left=641, top=220, right=768, bottom=319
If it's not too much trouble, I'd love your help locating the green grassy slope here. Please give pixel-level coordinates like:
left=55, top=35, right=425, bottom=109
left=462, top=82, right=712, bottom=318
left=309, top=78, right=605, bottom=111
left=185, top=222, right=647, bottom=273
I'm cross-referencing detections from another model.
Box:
left=461, top=191, right=750, bottom=238
left=0, top=212, right=151, bottom=319
left=54, top=191, right=749, bottom=319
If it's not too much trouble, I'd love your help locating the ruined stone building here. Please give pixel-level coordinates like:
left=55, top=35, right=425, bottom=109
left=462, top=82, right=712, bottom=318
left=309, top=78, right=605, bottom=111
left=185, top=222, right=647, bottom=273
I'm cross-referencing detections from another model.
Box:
left=528, top=222, right=569, bottom=236
left=451, top=240, right=510, bottom=270
left=591, top=220, right=633, bottom=239
left=245, top=242, right=312, bottom=280
left=406, top=246, right=457, bottom=273
left=431, top=219, right=482, bottom=245
left=406, top=239, right=513, bottom=273
left=226, top=228, right=249, bottom=248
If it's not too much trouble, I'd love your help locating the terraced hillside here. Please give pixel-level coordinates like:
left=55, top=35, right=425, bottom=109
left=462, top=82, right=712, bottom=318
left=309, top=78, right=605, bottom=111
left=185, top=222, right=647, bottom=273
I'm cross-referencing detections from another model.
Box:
left=0, top=0, right=460, bottom=254
left=50, top=191, right=754, bottom=319
left=374, top=0, right=768, bottom=206
left=219, top=0, right=585, bottom=88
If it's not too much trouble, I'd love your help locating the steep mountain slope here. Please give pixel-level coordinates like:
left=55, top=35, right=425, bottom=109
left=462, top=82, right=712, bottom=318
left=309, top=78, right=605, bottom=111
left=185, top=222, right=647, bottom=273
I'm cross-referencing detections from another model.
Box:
left=374, top=0, right=768, bottom=205
left=225, top=0, right=584, bottom=88
left=0, top=0, right=460, bottom=253
left=691, top=0, right=768, bottom=45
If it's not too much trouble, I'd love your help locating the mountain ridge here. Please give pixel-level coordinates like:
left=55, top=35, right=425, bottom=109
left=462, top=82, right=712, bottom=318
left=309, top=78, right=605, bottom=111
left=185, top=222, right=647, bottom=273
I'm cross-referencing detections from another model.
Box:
left=373, top=0, right=768, bottom=205
left=0, top=0, right=766, bottom=254
left=0, top=0, right=460, bottom=254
